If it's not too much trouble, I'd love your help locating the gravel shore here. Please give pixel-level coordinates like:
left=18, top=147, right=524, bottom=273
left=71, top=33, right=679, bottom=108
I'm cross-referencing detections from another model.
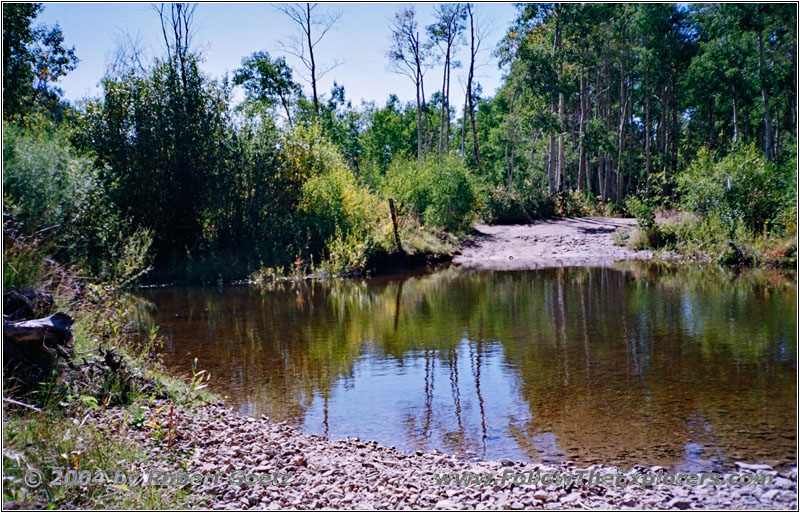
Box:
left=99, top=401, right=797, bottom=510
left=454, top=217, right=653, bottom=270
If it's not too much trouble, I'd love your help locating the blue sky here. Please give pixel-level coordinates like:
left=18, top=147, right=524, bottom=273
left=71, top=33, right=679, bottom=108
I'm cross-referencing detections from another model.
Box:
left=38, top=2, right=519, bottom=109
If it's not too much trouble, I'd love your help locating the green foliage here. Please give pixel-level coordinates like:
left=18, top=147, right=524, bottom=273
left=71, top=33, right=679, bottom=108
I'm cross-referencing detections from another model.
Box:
left=3, top=241, right=48, bottom=290
left=626, top=196, right=656, bottom=230
left=482, top=186, right=555, bottom=224
left=234, top=51, right=300, bottom=123
left=290, top=125, right=390, bottom=274
left=383, top=155, right=478, bottom=232
left=3, top=122, right=97, bottom=232
left=2, top=3, right=78, bottom=120
left=677, top=144, right=793, bottom=234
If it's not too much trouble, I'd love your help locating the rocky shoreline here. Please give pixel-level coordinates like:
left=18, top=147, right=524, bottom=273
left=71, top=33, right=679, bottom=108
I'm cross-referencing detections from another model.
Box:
left=95, top=401, right=797, bottom=510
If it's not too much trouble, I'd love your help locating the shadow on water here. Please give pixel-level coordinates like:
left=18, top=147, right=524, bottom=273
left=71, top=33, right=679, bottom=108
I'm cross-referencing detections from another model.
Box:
left=135, top=262, right=797, bottom=471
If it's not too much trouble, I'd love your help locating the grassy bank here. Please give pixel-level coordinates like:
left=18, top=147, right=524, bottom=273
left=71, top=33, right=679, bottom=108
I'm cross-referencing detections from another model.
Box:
left=615, top=145, right=797, bottom=270
left=2, top=228, right=218, bottom=509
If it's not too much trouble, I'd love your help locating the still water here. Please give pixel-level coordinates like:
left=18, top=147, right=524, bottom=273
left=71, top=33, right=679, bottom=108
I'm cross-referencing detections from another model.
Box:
left=137, top=263, right=797, bottom=471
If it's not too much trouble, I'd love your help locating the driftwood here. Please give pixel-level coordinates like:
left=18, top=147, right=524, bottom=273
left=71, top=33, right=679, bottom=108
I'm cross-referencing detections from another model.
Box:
left=3, top=289, right=54, bottom=322
left=3, top=312, right=74, bottom=392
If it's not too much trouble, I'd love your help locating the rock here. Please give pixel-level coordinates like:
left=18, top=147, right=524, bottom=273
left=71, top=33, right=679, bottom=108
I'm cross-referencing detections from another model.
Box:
left=735, top=462, right=773, bottom=472
left=562, top=492, right=582, bottom=503
left=435, top=499, right=461, bottom=509
left=760, top=489, right=781, bottom=501
left=773, top=477, right=795, bottom=489
left=533, top=490, right=549, bottom=501
left=667, top=497, right=692, bottom=510
left=499, top=458, right=515, bottom=467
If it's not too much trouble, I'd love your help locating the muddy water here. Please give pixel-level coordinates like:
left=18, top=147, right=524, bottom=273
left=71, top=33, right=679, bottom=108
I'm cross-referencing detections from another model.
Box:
left=136, top=263, right=797, bottom=471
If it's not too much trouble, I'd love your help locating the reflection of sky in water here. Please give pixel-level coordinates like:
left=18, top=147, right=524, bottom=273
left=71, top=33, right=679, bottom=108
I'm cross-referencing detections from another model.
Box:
left=143, top=265, right=797, bottom=470
left=303, top=340, right=541, bottom=462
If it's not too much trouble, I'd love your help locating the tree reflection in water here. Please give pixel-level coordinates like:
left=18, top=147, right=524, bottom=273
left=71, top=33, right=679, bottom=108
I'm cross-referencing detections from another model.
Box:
left=138, top=263, right=797, bottom=469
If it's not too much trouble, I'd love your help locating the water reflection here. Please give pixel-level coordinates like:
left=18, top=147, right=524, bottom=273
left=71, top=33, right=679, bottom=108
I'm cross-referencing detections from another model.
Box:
left=137, top=263, right=797, bottom=470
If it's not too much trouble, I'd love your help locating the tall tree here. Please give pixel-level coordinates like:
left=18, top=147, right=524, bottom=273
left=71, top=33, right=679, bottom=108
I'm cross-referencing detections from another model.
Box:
left=428, top=4, right=466, bottom=155
left=389, top=7, right=429, bottom=158
left=2, top=2, right=78, bottom=119
left=465, top=4, right=483, bottom=169
left=234, top=51, right=301, bottom=126
left=277, top=3, right=341, bottom=118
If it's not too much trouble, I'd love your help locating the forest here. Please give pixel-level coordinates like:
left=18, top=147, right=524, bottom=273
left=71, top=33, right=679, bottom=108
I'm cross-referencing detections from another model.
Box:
left=3, top=2, right=797, bottom=286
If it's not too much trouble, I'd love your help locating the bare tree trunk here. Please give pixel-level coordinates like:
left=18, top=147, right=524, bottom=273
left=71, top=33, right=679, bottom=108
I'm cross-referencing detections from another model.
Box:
left=758, top=22, right=773, bottom=160
left=439, top=52, right=448, bottom=155
left=662, top=83, right=670, bottom=184
left=616, top=66, right=627, bottom=204
left=445, top=56, right=452, bottom=153
left=554, top=9, right=564, bottom=193
left=460, top=96, right=467, bottom=155
left=645, top=73, right=651, bottom=187
left=671, top=81, right=678, bottom=177
left=505, top=140, right=513, bottom=193
left=421, top=77, right=431, bottom=155
left=466, top=4, right=480, bottom=168
left=732, top=89, right=739, bottom=145
left=415, top=73, right=422, bottom=158
left=578, top=70, right=587, bottom=192
left=548, top=131, right=555, bottom=195
left=558, top=92, right=565, bottom=193
left=305, top=4, right=320, bottom=117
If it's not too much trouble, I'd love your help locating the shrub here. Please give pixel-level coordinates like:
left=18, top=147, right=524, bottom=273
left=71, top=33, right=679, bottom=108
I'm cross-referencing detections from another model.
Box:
left=626, top=196, right=656, bottom=230
left=482, top=187, right=555, bottom=224
left=554, top=190, right=610, bottom=217
left=292, top=127, right=390, bottom=274
left=3, top=122, right=98, bottom=232
left=383, top=155, right=478, bottom=232
left=677, top=144, right=793, bottom=234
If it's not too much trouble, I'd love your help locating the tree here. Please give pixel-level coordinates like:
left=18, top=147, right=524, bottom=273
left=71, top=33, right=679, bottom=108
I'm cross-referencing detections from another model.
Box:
left=234, top=51, right=301, bottom=125
left=277, top=3, right=341, bottom=118
left=2, top=2, right=78, bottom=119
left=388, top=7, right=429, bottom=158
left=427, top=4, right=466, bottom=155
left=464, top=4, right=484, bottom=169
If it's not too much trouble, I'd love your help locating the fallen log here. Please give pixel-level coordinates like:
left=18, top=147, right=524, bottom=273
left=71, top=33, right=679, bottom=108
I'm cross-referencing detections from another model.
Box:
left=3, top=289, right=54, bottom=322
left=3, top=312, right=74, bottom=393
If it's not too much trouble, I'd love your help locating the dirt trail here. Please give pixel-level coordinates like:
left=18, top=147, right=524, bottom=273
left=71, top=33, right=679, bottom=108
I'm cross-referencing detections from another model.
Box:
left=454, top=217, right=651, bottom=270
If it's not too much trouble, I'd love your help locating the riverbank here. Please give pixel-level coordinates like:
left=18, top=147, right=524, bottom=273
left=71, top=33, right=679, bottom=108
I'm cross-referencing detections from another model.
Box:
left=454, top=217, right=655, bottom=271
left=4, top=220, right=796, bottom=510
left=77, top=399, right=797, bottom=510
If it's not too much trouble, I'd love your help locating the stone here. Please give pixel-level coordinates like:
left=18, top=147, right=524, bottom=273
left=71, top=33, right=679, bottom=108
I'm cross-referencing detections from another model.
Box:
left=667, top=497, right=692, bottom=510
left=435, top=499, right=461, bottom=509
left=735, top=462, right=773, bottom=472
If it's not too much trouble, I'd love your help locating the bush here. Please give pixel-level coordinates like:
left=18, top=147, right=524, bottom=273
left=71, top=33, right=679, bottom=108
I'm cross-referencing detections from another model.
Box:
left=291, top=126, right=390, bottom=274
left=626, top=196, right=656, bottom=230
left=383, top=155, right=478, bottom=232
left=482, top=187, right=555, bottom=224
left=554, top=190, right=612, bottom=217
left=3, top=122, right=98, bottom=232
left=677, top=144, right=793, bottom=234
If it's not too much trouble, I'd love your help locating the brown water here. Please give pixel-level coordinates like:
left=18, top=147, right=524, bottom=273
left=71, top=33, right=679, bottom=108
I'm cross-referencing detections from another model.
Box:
left=136, top=263, right=797, bottom=471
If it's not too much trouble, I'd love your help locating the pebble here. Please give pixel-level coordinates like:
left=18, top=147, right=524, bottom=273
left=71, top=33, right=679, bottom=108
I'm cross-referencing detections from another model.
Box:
left=667, top=497, right=692, bottom=509
left=761, top=489, right=781, bottom=501
left=84, top=400, right=798, bottom=510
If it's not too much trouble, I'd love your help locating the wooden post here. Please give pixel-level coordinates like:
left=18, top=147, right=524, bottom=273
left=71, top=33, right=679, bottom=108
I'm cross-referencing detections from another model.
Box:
left=389, top=198, right=403, bottom=253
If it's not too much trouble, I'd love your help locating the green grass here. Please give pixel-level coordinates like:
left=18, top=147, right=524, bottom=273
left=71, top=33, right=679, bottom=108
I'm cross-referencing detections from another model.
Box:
left=3, top=245, right=218, bottom=509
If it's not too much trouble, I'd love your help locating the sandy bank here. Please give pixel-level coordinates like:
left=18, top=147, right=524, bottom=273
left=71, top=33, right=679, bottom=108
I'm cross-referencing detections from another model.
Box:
left=454, top=217, right=651, bottom=271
